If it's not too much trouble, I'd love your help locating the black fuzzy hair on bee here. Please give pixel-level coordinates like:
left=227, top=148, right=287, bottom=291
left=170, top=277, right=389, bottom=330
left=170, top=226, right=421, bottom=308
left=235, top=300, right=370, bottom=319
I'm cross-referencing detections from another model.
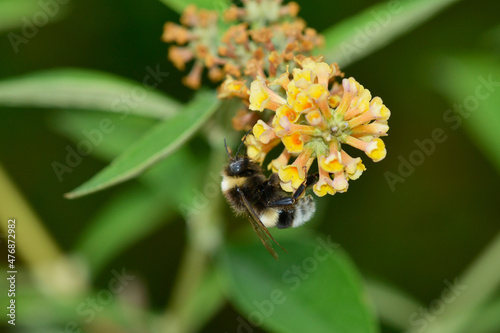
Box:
left=221, top=133, right=317, bottom=259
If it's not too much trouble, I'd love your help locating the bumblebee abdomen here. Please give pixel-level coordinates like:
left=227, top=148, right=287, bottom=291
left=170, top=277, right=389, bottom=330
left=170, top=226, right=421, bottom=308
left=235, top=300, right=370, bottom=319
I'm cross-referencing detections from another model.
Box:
left=276, top=210, right=294, bottom=229
left=291, top=195, right=316, bottom=227
left=276, top=195, right=316, bottom=229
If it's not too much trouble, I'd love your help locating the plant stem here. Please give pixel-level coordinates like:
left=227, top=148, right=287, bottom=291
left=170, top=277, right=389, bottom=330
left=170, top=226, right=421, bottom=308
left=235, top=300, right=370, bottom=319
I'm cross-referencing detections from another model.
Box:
left=0, top=163, right=87, bottom=295
left=162, top=130, right=229, bottom=333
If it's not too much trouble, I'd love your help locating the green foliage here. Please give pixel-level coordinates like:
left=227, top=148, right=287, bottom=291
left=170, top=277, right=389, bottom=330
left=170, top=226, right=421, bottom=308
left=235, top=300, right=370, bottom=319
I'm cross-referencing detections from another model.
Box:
left=0, top=0, right=64, bottom=32
left=433, top=54, right=500, bottom=173
left=49, top=111, right=157, bottom=161
left=0, top=69, right=180, bottom=118
left=3, top=0, right=500, bottom=332
left=320, top=0, right=461, bottom=67
left=65, top=91, right=219, bottom=199
left=160, top=0, right=230, bottom=14
left=74, top=186, right=173, bottom=275
left=218, top=232, right=378, bottom=333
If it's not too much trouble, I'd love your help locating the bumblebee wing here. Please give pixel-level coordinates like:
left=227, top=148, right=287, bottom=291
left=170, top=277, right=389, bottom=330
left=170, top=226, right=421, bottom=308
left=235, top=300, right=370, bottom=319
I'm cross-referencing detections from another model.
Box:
left=236, top=187, right=287, bottom=260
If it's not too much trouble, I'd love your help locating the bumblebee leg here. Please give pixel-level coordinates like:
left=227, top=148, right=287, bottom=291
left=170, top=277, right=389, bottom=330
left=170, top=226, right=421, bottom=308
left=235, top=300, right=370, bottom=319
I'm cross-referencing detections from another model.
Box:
left=305, top=172, right=319, bottom=188
left=266, top=197, right=295, bottom=207
left=292, top=182, right=307, bottom=200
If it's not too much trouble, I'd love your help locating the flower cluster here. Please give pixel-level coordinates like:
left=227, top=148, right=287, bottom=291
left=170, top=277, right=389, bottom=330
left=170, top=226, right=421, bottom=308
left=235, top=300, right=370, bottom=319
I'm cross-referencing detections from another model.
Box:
left=162, top=0, right=323, bottom=99
left=247, top=56, right=390, bottom=196
left=163, top=1, right=391, bottom=197
left=162, top=5, right=219, bottom=89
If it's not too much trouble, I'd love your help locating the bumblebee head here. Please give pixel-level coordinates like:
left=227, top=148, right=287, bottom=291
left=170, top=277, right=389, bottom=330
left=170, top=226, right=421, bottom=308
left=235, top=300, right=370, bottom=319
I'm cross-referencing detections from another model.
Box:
left=227, top=156, right=249, bottom=175
left=224, top=131, right=260, bottom=177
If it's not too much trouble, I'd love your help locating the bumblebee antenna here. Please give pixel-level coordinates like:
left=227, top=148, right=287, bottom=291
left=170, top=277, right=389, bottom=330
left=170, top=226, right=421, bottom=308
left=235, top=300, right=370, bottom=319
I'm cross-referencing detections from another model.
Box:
left=235, top=129, right=252, bottom=157
left=224, top=138, right=232, bottom=159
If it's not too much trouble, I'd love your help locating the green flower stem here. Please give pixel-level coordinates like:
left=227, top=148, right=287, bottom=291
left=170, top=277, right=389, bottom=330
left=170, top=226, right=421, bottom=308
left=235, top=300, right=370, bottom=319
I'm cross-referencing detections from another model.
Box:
left=162, top=241, right=210, bottom=333
left=0, top=163, right=87, bottom=295
left=410, top=231, right=500, bottom=333
left=162, top=126, right=229, bottom=333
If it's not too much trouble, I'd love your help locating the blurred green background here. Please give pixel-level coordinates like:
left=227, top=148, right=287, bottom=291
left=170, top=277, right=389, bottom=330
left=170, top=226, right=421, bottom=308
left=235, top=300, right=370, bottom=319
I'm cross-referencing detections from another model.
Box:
left=1, top=0, right=499, bottom=332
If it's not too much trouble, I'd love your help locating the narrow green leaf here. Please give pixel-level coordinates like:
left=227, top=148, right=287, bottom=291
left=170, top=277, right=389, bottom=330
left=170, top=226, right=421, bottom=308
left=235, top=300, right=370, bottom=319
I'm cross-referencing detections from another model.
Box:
left=73, top=144, right=202, bottom=275
left=433, top=54, right=500, bottom=173
left=50, top=109, right=204, bottom=203
left=218, top=232, right=377, bottom=333
left=0, top=0, right=65, bottom=33
left=74, top=186, right=171, bottom=275
left=160, top=0, right=230, bottom=14
left=320, top=0, right=460, bottom=67
left=65, top=91, right=220, bottom=199
left=0, top=68, right=180, bottom=118
left=49, top=111, right=157, bottom=161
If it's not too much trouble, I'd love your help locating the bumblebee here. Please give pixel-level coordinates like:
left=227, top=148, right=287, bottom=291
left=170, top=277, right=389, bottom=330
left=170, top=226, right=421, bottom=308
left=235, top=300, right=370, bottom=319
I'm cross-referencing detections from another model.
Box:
left=221, top=135, right=318, bottom=259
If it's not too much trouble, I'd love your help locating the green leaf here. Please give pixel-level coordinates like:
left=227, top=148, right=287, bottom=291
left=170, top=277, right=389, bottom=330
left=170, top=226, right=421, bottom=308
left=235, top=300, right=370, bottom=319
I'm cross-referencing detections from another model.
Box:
left=65, top=90, right=220, bottom=199
left=73, top=143, right=203, bottom=274
left=0, top=68, right=180, bottom=118
left=218, top=231, right=377, bottom=333
left=50, top=109, right=204, bottom=203
left=160, top=0, right=230, bottom=14
left=320, top=0, right=460, bottom=67
left=49, top=111, right=157, bottom=161
left=432, top=54, right=500, bottom=172
left=74, top=186, right=172, bottom=275
left=0, top=0, right=65, bottom=33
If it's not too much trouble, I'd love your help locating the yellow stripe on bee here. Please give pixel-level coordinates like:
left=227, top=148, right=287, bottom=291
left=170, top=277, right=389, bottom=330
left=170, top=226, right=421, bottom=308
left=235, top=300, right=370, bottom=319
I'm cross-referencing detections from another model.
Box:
left=260, top=209, right=279, bottom=228
left=221, top=176, right=247, bottom=192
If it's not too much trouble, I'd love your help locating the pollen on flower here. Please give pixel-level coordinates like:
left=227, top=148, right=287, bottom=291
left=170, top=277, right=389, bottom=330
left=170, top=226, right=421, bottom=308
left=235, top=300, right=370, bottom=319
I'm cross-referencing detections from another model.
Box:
left=244, top=56, right=391, bottom=196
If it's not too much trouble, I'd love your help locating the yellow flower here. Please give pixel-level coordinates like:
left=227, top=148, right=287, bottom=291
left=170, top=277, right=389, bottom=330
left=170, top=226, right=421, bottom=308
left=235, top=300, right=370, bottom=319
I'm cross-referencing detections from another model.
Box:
left=313, top=168, right=335, bottom=197
left=332, top=172, right=348, bottom=192
left=282, top=131, right=304, bottom=153
left=279, top=165, right=305, bottom=192
left=314, top=180, right=335, bottom=197
left=319, top=155, right=343, bottom=173
left=244, top=56, right=391, bottom=196
left=268, top=149, right=291, bottom=173
left=245, top=134, right=280, bottom=164
left=366, top=138, right=387, bottom=162
left=249, top=79, right=270, bottom=111
left=253, top=120, right=277, bottom=144
left=218, top=75, right=249, bottom=99
left=249, top=78, right=286, bottom=112
left=279, top=148, right=314, bottom=192
left=276, top=104, right=299, bottom=123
